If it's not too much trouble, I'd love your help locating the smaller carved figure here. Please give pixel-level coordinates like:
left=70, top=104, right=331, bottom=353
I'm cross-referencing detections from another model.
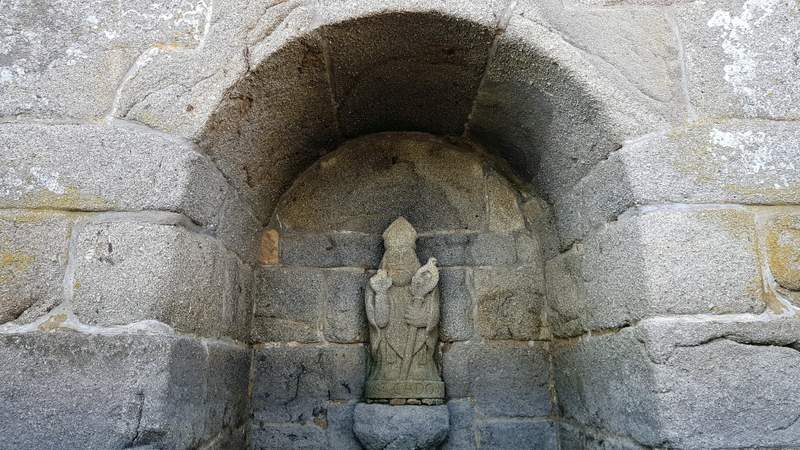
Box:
left=364, top=217, right=445, bottom=402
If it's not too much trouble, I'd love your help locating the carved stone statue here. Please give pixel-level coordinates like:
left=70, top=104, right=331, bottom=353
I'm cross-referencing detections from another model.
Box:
left=364, top=217, right=445, bottom=402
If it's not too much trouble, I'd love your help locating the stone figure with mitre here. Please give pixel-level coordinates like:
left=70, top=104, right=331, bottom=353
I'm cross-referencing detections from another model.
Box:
left=364, top=217, right=445, bottom=402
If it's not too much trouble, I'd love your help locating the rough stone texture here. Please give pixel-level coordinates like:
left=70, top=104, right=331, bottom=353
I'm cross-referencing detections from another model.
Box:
left=417, top=232, right=519, bottom=267
left=280, top=232, right=383, bottom=269
left=675, top=0, right=800, bottom=119
left=0, top=332, right=249, bottom=450
left=250, top=344, right=366, bottom=424
left=249, top=423, right=327, bottom=450
left=252, top=267, right=324, bottom=343
left=441, top=399, right=477, bottom=450
left=558, top=423, right=647, bottom=450
left=558, top=121, right=800, bottom=244
left=477, top=419, right=557, bottom=450
left=326, top=402, right=363, bottom=450
left=554, top=317, right=800, bottom=448
left=324, top=269, right=370, bottom=343
left=272, top=134, right=496, bottom=234
left=550, top=208, right=766, bottom=335
left=0, top=123, right=228, bottom=227
left=486, top=171, right=526, bottom=232
left=473, top=265, right=545, bottom=340
left=765, top=213, right=800, bottom=300
left=438, top=268, right=475, bottom=342
left=468, top=8, right=667, bottom=202
left=321, top=13, right=494, bottom=137
left=0, top=0, right=207, bottom=120
left=352, top=404, right=449, bottom=450
left=198, top=29, right=339, bottom=221
left=442, top=341, right=551, bottom=417
left=71, top=218, right=251, bottom=341
left=0, top=210, right=78, bottom=324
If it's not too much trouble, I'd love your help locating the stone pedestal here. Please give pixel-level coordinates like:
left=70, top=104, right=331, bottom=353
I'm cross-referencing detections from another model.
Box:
left=353, top=403, right=449, bottom=450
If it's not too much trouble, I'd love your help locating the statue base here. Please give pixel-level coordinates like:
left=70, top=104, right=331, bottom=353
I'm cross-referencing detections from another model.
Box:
left=353, top=403, right=449, bottom=450
left=365, top=380, right=445, bottom=400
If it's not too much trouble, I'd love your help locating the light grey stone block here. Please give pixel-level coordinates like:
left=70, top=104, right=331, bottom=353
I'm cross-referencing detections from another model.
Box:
left=442, top=341, right=551, bottom=417
left=557, top=121, right=800, bottom=245
left=473, top=265, right=545, bottom=341
left=0, top=210, right=77, bottom=324
left=251, top=344, right=367, bottom=424
left=249, top=423, right=327, bottom=450
left=353, top=403, right=449, bottom=450
left=545, top=247, right=586, bottom=338
left=441, top=399, right=477, bottom=450
left=281, top=233, right=383, bottom=269
left=558, top=423, right=647, bottom=450
left=71, top=219, right=248, bottom=339
left=554, top=317, right=800, bottom=448
left=0, top=123, right=228, bottom=227
left=0, top=0, right=206, bottom=120
left=0, top=332, right=242, bottom=450
left=556, top=208, right=766, bottom=332
left=252, top=267, right=324, bottom=343
left=323, top=269, right=369, bottom=344
left=467, top=233, right=518, bottom=266
left=675, top=0, right=800, bottom=119
left=326, top=402, right=362, bottom=450
left=476, top=419, right=557, bottom=450
left=204, top=341, right=251, bottom=442
left=439, top=268, right=475, bottom=342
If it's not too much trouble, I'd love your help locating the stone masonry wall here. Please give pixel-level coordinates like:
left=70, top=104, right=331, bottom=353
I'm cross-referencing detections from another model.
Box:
left=249, top=134, right=556, bottom=449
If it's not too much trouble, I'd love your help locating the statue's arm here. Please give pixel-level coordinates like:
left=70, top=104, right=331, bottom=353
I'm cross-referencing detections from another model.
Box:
left=374, top=290, right=390, bottom=328
left=365, top=288, right=377, bottom=328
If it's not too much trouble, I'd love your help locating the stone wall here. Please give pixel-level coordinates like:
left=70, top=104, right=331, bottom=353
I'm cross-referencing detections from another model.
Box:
left=249, top=134, right=555, bottom=449
left=1, top=0, right=798, bottom=449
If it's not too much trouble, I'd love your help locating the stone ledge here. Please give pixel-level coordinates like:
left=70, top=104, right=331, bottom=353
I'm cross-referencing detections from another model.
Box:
left=554, top=317, right=800, bottom=448
left=0, top=331, right=250, bottom=450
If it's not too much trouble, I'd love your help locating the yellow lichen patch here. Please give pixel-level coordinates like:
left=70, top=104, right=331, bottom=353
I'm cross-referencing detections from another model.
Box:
left=766, top=215, right=800, bottom=291
left=0, top=251, right=35, bottom=283
left=259, top=229, right=280, bottom=266
left=18, top=186, right=112, bottom=211
left=762, top=288, right=786, bottom=314
left=38, top=314, right=67, bottom=332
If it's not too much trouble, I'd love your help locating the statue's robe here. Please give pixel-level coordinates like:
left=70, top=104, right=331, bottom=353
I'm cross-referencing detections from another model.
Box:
left=366, top=284, right=440, bottom=383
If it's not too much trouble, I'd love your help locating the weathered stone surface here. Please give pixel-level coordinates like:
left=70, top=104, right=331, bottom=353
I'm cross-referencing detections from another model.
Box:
left=326, top=402, right=362, bottom=450
left=558, top=121, right=800, bottom=244
left=554, top=317, right=800, bottom=448
left=0, top=210, right=77, bottom=324
left=473, top=265, right=545, bottom=340
left=765, top=213, right=800, bottom=297
left=250, top=344, right=366, bottom=424
left=204, top=342, right=251, bottom=446
left=249, top=423, right=327, bottom=450
left=545, top=247, right=585, bottom=338
left=552, top=208, right=766, bottom=333
left=486, top=171, right=525, bottom=232
left=675, top=0, right=800, bottom=119
left=0, top=332, right=248, bottom=450
left=0, top=0, right=207, bottom=120
left=281, top=232, right=382, bottom=268
left=442, top=341, right=551, bottom=417
left=417, top=232, right=519, bottom=267
left=468, top=11, right=665, bottom=201
left=259, top=229, right=280, bottom=266
left=558, top=423, right=647, bottom=450
left=441, top=399, right=477, bottom=450
left=324, top=269, right=369, bottom=343
left=321, top=13, right=494, bottom=137
left=353, top=404, right=449, bottom=450
left=199, top=30, right=339, bottom=221
left=477, top=419, right=557, bottom=450
left=71, top=218, right=249, bottom=340
left=438, top=268, right=475, bottom=342
left=0, top=123, right=228, bottom=227
left=272, top=134, right=491, bottom=234
left=252, top=267, right=324, bottom=343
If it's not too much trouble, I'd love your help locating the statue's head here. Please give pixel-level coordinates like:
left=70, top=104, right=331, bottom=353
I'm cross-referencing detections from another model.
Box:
left=380, top=217, right=420, bottom=286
